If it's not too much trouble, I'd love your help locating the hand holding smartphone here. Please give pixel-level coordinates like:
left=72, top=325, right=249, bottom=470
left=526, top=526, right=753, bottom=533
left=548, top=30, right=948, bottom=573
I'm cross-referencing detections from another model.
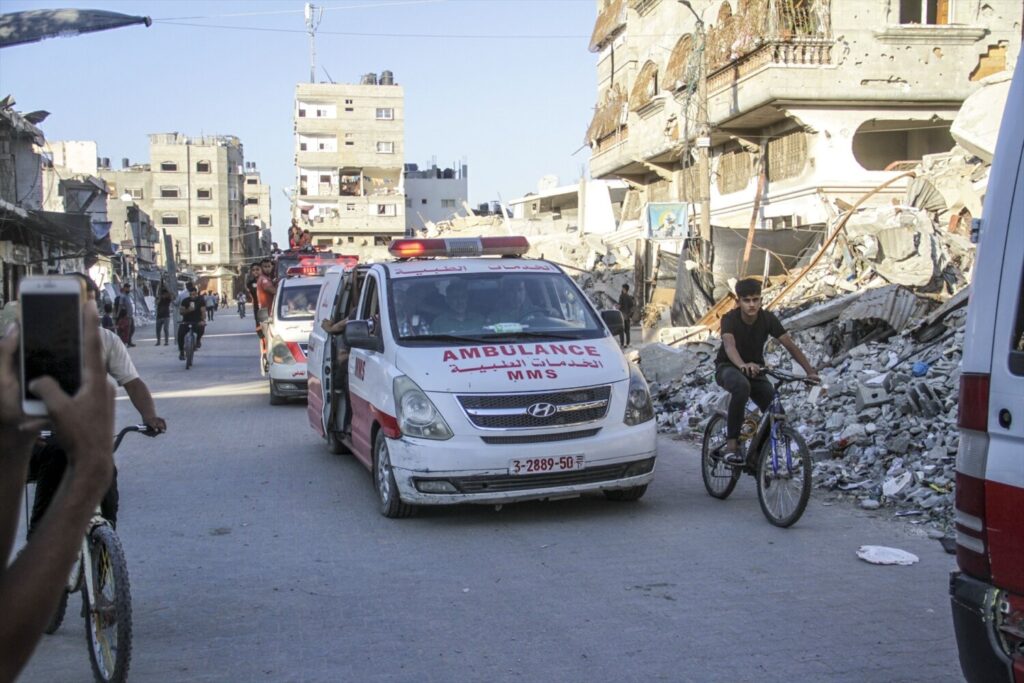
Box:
left=18, top=276, right=86, bottom=416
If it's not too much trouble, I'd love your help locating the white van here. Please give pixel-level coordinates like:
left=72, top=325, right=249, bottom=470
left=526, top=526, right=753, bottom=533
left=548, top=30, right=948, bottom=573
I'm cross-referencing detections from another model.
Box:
left=265, top=273, right=326, bottom=405
left=949, top=60, right=1024, bottom=681
left=306, top=236, right=657, bottom=517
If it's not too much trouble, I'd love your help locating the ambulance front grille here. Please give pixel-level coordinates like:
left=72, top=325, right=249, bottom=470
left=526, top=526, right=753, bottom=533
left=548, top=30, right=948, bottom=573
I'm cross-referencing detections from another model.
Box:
left=457, top=386, right=611, bottom=429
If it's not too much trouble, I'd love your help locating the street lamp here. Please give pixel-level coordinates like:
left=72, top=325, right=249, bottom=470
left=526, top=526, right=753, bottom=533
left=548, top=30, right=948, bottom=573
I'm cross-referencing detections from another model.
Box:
left=677, top=0, right=711, bottom=242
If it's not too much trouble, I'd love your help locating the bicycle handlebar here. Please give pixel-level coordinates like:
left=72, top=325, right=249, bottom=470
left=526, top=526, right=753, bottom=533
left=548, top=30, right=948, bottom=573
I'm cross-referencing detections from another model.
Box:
left=113, top=424, right=161, bottom=452
left=762, top=367, right=820, bottom=385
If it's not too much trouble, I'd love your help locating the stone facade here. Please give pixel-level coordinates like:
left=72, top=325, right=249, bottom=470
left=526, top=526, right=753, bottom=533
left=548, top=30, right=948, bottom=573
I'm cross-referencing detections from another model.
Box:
left=294, top=77, right=405, bottom=254
left=587, top=0, right=1022, bottom=231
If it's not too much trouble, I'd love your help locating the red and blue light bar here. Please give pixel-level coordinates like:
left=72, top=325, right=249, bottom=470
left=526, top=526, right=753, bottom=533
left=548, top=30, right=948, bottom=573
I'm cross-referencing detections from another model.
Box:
left=388, top=236, right=530, bottom=259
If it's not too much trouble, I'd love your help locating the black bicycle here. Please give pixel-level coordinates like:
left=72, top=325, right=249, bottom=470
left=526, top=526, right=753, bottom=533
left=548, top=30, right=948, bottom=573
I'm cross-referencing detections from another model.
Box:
left=32, top=424, right=160, bottom=683
left=700, top=368, right=817, bottom=528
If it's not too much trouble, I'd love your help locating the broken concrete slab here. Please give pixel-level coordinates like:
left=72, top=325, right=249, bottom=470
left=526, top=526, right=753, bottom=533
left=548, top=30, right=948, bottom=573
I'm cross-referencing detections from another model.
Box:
left=951, top=71, right=1012, bottom=164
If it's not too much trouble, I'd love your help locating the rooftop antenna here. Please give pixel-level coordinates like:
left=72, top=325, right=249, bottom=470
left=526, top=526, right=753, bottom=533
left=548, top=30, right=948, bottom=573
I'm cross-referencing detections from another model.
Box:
left=305, top=3, right=324, bottom=84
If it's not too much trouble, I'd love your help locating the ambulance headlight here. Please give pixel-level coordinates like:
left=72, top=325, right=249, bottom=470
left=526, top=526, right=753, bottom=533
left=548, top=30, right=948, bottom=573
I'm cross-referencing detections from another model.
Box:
left=624, top=365, right=654, bottom=426
left=394, top=376, right=453, bottom=440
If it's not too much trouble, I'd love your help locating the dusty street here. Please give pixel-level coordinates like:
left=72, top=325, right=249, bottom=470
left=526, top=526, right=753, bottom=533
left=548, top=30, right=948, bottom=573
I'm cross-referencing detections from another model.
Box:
left=18, top=312, right=960, bottom=683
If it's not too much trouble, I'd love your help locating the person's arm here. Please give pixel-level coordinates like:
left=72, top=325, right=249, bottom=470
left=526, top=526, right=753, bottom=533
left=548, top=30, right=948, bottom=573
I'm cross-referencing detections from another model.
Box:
left=778, top=334, right=819, bottom=381
left=321, top=318, right=348, bottom=335
left=122, top=378, right=166, bottom=432
left=260, top=277, right=277, bottom=297
left=0, top=307, right=115, bottom=682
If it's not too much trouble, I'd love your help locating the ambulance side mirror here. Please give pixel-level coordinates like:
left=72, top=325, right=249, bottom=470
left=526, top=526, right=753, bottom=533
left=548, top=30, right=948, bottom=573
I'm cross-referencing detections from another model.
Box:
left=601, top=309, right=624, bottom=337
left=345, top=320, right=383, bottom=352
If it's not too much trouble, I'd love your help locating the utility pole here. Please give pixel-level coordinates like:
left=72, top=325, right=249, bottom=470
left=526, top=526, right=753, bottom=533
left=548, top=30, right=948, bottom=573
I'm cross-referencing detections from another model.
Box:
left=679, top=0, right=711, bottom=242
left=305, top=3, right=323, bottom=84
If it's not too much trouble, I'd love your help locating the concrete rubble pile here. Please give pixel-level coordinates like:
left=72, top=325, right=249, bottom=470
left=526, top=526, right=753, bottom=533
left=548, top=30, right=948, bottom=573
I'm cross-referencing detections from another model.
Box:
left=639, top=274, right=971, bottom=533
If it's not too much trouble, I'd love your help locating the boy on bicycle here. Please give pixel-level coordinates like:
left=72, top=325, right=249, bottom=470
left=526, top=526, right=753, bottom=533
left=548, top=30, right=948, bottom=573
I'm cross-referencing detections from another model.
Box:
left=716, top=278, right=818, bottom=465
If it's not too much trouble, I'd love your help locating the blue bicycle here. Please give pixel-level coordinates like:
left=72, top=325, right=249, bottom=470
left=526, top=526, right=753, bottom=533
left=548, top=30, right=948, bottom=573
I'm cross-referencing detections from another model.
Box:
left=701, top=368, right=816, bottom=527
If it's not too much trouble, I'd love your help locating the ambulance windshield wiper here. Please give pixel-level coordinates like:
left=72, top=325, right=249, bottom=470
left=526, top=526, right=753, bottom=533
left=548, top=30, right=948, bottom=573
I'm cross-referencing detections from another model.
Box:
left=478, top=330, right=584, bottom=340
left=403, top=333, right=489, bottom=343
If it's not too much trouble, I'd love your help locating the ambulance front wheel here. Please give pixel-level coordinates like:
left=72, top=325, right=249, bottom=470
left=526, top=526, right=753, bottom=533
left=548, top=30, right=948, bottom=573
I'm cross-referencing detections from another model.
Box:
left=373, top=432, right=416, bottom=518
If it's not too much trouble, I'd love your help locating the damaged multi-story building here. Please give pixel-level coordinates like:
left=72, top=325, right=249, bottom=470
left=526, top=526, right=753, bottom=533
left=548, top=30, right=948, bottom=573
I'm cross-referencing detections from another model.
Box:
left=586, top=0, right=1021, bottom=309
left=293, top=72, right=405, bottom=257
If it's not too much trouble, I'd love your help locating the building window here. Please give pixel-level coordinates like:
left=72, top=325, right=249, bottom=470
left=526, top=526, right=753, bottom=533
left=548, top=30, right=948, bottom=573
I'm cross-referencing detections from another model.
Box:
left=345, top=99, right=353, bottom=104
left=900, top=0, right=950, bottom=24
left=196, top=161, right=211, bottom=173
left=375, top=108, right=394, bottom=120
left=298, top=108, right=306, bottom=117
left=345, top=141, right=355, bottom=146
left=405, top=197, right=412, bottom=208
left=245, top=197, right=258, bottom=205
left=345, top=107, right=354, bottom=112
left=441, top=199, right=456, bottom=209
left=161, top=213, right=179, bottom=226
left=376, top=141, right=394, bottom=154
left=346, top=203, right=356, bottom=212
left=159, top=161, right=177, bottom=172
left=160, top=186, right=180, bottom=198
left=347, top=236, right=355, bottom=243
left=197, top=188, right=212, bottom=200
left=197, top=242, right=213, bottom=254
left=246, top=178, right=257, bottom=185
left=299, top=142, right=307, bottom=151
left=377, top=204, right=397, bottom=217
left=197, top=215, right=212, bottom=227
left=128, top=188, right=144, bottom=200
left=421, top=198, right=428, bottom=205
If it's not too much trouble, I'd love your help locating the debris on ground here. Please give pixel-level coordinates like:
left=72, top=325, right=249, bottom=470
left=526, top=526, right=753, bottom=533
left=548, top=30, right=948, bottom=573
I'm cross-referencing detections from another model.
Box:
left=856, top=546, right=920, bottom=566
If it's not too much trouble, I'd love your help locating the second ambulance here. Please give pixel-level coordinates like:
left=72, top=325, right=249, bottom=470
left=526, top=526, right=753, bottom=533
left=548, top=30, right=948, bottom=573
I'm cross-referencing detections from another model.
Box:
left=306, top=236, right=658, bottom=517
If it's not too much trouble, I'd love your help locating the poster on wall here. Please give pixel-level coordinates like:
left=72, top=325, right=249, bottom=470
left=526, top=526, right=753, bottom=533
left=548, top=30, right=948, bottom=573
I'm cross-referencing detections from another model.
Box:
left=646, top=203, right=689, bottom=239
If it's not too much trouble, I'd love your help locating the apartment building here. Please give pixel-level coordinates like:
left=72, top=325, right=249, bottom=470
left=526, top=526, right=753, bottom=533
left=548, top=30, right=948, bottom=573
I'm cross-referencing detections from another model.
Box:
left=404, top=161, right=468, bottom=234
left=294, top=72, right=405, bottom=254
left=98, top=133, right=261, bottom=291
left=586, top=0, right=1021, bottom=235
left=243, top=163, right=273, bottom=256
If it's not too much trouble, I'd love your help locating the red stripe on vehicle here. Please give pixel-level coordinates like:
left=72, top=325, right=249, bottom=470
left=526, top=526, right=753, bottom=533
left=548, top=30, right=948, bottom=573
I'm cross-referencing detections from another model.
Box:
left=370, top=405, right=402, bottom=439
left=286, top=341, right=306, bottom=362
left=987, top=478, right=1024, bottom=596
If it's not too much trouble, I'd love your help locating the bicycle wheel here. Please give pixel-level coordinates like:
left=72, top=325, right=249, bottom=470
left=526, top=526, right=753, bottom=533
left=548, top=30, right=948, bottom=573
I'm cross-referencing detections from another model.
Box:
left=756, top=424, right=812, bottom=528
left=701, top=414, right=740, bottom=499
left=184, top=332, right=195, bottom=370
left=84, top=524, right=132, bottom=683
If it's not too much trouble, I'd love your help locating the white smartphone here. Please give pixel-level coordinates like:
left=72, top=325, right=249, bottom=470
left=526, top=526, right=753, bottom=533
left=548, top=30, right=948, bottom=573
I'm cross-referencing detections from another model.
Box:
left=18, top=276, right=86, bottom=416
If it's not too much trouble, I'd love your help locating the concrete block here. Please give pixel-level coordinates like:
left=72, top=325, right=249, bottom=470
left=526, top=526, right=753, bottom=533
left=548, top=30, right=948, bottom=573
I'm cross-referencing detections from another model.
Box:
left=855, top=383, right=891, bottom=412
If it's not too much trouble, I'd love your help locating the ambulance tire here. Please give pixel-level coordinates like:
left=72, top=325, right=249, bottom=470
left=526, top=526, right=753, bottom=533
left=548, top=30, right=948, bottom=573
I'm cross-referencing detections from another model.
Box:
left=373, top=432, right=416, bottom=518
left=604, top=485, right=648, bottom=502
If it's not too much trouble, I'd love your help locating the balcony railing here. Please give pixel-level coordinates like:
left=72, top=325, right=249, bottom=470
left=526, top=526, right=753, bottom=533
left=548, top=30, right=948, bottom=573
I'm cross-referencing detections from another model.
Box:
left=706, top=37, right=834, bottom=94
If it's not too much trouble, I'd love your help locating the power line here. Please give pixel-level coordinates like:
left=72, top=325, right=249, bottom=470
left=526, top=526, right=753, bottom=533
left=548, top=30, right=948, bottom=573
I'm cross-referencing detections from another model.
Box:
left=156, top=21, right=589, bottom=39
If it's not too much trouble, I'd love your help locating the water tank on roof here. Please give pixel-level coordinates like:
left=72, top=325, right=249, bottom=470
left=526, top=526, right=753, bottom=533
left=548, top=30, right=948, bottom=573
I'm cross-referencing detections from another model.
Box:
left=102, top=158, right=110, bottom=169
left=361, top=72, right=378, bottom=85
left=442, top=168, right=454, bottom=179
left=122, top=158, right=129, bottom=169
left=380, top=70, right=394, bottom=85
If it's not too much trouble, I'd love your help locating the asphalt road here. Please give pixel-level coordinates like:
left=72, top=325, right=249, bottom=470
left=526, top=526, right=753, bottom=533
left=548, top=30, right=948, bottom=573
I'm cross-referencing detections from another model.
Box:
left=18, top=310, right=962, bottom=683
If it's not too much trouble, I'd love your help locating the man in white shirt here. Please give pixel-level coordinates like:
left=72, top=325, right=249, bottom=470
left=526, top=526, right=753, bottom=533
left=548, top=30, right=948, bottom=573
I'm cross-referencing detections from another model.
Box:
left=28, top=275, right=166, bottom=532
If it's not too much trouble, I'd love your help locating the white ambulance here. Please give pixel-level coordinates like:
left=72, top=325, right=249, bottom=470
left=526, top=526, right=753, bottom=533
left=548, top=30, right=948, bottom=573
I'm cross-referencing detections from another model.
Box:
left=949, top=60, right=1024, bottom=681
left=265, top=270, right=325, bottom=404
left=306, top=236, right=657, bottom=517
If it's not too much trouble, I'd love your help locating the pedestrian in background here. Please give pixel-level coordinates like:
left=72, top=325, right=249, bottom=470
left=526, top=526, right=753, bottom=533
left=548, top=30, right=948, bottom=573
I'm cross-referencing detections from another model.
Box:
left=204, top=291, right=217, bottom=321
left=115, top=307, right=131, bottom=345
left=617, top=283, right=635, bottom=347
left=114, top=284, right=136, bottom=347
left=101, top=303, right=115, bottom=332
left=155, top=288, right=172, bottom=345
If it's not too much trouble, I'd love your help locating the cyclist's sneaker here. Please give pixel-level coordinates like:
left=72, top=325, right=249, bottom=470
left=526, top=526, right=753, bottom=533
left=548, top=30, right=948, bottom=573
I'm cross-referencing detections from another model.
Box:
left=723, top=449, right=745, bottom=466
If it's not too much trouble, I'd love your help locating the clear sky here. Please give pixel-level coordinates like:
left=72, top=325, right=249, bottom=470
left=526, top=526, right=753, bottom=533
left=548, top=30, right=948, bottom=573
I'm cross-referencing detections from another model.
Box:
left=0, top=0, right=598, bottom=244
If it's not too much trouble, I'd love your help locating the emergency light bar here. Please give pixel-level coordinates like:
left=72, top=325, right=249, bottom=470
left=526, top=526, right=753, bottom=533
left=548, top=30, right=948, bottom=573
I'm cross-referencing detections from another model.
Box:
left=388, top=236, right=530, bottom=259
left=286, top=254, right=359, bottom=276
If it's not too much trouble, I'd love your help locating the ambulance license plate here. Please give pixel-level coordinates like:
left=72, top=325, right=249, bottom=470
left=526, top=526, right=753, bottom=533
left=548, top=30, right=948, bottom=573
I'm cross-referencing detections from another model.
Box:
left=509, top=455, right=585, bottom=476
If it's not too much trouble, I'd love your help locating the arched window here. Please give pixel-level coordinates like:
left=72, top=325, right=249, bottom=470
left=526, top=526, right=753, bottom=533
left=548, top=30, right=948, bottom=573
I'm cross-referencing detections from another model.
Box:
left=629, top=61, right=660, bottom=111
left=663, top=35, right=694, bottom=92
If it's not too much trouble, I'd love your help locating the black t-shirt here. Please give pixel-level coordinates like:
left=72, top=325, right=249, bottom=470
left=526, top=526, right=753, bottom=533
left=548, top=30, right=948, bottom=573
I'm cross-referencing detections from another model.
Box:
left=715, top=308, right=787, bottom=367
left=618, top=292, right=635, bottom=316
left=180, top=295, right=204, bottom=323
left=156, top=295, right=172, bottom=318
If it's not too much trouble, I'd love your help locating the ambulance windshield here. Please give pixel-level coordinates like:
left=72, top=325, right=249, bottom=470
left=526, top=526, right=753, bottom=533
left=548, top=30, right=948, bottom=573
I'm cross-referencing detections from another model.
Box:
left=391, top=273, right=604, bottom=342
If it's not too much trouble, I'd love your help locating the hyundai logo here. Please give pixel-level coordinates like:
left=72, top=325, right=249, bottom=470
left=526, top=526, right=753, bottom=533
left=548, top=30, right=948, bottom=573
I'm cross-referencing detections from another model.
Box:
left=526, top=402, right=557, bottom=418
